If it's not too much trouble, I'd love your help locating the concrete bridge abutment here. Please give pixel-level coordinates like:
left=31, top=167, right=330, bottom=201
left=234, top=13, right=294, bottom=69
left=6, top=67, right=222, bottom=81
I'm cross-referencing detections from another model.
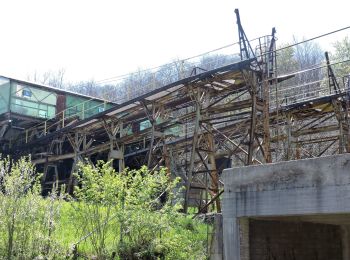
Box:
left=222, top=154, right=350, bottom=260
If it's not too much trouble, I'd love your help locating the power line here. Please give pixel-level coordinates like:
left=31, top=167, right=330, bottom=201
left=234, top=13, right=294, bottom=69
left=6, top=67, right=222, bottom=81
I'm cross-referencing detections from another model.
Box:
left=95, top=35, right=270, bottom=85
left=96, top=25, right=350, bottom=85
left=274, top=25, right=350, bottom=53
left=95, top=44, right=240, bottom=84
left=276, top=58, right=350, bottom=80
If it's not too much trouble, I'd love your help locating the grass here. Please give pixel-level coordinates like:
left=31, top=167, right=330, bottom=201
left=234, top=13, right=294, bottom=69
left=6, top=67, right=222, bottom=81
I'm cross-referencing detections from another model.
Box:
left=50, top=201, right=209, bottom=258
left=0, top=197, right=209, bottom=259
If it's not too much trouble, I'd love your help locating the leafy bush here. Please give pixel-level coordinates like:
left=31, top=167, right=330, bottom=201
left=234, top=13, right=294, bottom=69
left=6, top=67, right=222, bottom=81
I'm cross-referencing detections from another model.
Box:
left=72, top=162, right=207, bottom=259
left=0, top=156, right=64, bottom=259
left=0, top=157, right=208, bottom=259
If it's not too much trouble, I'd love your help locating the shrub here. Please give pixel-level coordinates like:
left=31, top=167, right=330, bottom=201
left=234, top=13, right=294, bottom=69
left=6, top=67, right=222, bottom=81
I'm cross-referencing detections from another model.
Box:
left=0, top=157, right=207, bottom=259
left=72, top=162, right=207, bottom=259
left=0, top=156, right=64, bottom=259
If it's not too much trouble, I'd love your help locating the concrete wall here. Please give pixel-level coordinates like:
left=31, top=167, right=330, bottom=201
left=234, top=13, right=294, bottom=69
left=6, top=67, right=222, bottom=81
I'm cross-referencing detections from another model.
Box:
left=222, top=154, right=350, bottom=260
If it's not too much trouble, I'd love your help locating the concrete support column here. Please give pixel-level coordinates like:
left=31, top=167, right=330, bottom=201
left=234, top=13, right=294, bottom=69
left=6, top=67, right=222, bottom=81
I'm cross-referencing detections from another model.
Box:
left=223, top=217, right=250, bottom=260
left=240, top=218, right=250, bottom=260
left=210, top=214, right=223, bottom=260
left=223, top=216, right=239, bottom=260
left=341, top=225, right=350, bottom=260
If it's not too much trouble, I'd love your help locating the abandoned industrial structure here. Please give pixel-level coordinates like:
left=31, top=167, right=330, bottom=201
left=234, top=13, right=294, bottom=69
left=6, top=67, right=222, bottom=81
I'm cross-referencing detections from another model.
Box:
left=0, top=9, right=349, bottom=259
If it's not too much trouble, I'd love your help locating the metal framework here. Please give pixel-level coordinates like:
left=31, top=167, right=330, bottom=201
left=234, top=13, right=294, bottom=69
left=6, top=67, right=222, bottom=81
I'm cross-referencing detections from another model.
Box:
left=8, top=10, right=350, bottom=214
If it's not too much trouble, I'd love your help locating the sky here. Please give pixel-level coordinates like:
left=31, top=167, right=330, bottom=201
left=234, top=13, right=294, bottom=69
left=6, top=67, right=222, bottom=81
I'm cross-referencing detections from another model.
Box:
left=0, top=0, right=349, bottom=83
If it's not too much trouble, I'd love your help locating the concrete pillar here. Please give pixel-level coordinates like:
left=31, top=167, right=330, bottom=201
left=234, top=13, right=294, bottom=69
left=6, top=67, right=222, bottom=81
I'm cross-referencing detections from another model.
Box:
left=341, top=225, right=350, bottom=260
left=239, top=218, right=250, bottom=260
left=223, top=217, right=249, bottom=260
left=223, top=216, right=240, bottom=260
left=210, top=214, right=223, bottom=260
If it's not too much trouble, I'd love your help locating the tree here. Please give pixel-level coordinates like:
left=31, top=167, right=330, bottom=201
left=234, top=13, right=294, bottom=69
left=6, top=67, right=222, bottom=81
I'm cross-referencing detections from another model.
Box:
left=27, top=68, right=67, bottom=89
left=276, top=43, right=298, bottom=75
left=274, top=39, right=325, bottom=106
left=68, top=80, right=98, bottom=97
left=293, top=37, right=324, bottom=70
left=332, top=36, right=350, bottom=77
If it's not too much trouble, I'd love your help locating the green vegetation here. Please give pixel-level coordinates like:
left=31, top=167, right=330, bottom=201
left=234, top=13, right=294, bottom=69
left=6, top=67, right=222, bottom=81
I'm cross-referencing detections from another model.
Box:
left=0, top=156, right=208, bottom=259
left=332, top=36, right=350, bottom=76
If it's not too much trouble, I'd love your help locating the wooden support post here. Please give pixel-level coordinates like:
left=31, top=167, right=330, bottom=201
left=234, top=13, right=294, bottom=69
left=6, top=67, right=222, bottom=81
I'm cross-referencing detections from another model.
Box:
left=162, top=141, right=171, bottom=177
left=184, top=89, right=201, bottom=213
left=144, top=102, right=168, bottom=171
left=247, top=73, right=257, bottom=165
left=345, top=105, right=350, bottom=153
left=119, top=122, right=125, bottom=171
left=262, top=77, right=272, bottom=163
left=62, top=110, right=65, bottom=128
left=147, top=122, right=156, bottom=168
left=206, top=131, right=221, bottom=212
left=332, top=100, right=347, bottom=154
left=104, top=120, right=125, bottom=172
left=286, top=113, right=294, bottom=160
left=67, top=132, right=85, bottom=193
left=295, top=139, right=301, bottom=159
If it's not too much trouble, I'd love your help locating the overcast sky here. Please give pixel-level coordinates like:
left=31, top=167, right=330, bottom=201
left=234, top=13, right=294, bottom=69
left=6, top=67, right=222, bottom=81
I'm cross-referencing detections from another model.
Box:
left=0, top=0, right=349, bottom=83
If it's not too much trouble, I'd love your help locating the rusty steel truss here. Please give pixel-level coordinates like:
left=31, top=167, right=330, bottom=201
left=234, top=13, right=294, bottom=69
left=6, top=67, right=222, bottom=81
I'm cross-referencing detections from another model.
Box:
left=10, top=10, right=350, bottom=213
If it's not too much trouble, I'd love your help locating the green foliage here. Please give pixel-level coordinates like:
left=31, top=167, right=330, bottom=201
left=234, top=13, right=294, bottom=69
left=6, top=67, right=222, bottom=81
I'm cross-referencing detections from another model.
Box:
left=71, top=162, right=206, bottom=259
left=332, top=36, right=350, bottom=76
left=0, top=157, right=208, bottom=259
left=276, top=43, right=299, bottom=75
left=71, top=161, right=122, bottom=258
left=0, top=156, right=65, bottom=259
